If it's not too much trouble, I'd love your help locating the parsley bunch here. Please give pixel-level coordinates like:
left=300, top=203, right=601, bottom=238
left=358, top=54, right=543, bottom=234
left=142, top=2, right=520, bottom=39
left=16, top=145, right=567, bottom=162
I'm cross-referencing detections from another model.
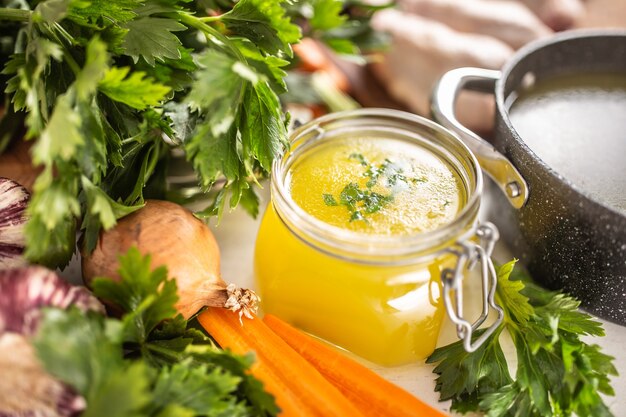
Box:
left=427, top=261, right=618, bottom=417
left=34, top=247, right=278, bottom=416
left=0, top=0, right=382, bottom=268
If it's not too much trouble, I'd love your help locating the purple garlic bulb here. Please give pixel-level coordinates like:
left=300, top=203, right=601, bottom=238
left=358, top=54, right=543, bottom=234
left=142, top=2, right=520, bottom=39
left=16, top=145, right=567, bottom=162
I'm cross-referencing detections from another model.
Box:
left=0, top=177, right=29, bottom=269
left=0, top=267, right=104, bottom=335
left=0, top=267, right=103, bottom=416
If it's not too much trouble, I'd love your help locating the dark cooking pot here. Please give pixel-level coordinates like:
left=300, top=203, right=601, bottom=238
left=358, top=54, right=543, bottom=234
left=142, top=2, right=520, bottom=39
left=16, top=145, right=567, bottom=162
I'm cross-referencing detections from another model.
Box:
left=431, top=30, right=626, bottom=324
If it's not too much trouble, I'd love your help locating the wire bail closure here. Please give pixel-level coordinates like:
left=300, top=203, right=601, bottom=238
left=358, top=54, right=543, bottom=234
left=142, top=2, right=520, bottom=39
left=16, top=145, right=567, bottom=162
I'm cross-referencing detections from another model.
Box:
left=442, top=222, right=504, bottom=352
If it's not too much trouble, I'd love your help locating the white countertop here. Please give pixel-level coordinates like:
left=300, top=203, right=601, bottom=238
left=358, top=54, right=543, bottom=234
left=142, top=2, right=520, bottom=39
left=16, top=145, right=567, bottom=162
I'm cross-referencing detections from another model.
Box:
left=207, top=186, right=626, bottom=416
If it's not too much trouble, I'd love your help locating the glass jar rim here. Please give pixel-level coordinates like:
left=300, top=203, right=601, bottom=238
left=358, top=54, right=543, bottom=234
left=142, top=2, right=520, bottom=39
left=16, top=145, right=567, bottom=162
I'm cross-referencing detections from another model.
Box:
left=271, top=108, right=484, bottom=263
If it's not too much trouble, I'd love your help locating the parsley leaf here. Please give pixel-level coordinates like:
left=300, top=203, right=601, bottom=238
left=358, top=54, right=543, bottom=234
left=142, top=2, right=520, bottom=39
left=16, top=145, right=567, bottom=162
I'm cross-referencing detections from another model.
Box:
left=81, top=176, right=144, bottom=251
left=221, top=0, right=301, bottom=57
left=428, top=261, right=618, bottom=417
left=309, top=0, right=346, bottom=31
left=22, top=37, right=111, bottom=267
left=190, top=347, right=281, bottom=416
left=5, top=38, right=62, bottom=138
left=349, top=153, right=368, bottom=166
left=323, top=193, right=338, bottom=206
left=234, top=38, right=289, bottom=93
left=99, top=66, right=171, bottom=110
left=137, top=47, right=197, bottom=92
left=83, top=362, right=153, bottom=417
left=149, top=364, right=245, bottom=416
left=363, top=192, right=392, bottom=214
left=75, top=37, right=110, bottom=101
left=2, top=0, right=375, bottom=268
left=122, top=17, right=186, bottom=65
left=523, top=281, right=605, bottom=337
left=185, top=123, right=240, bottom=191
left=91, top=247, right=179, bottom=344
left=143, top=315, right=208, bottom=366
left=339, top=182, right=364, bottom=209
left=33, top=308, right=147, bottom=410
left=427, top=328, right=512, bottom=408
left=324, top=155, right=405, bottom=222
left=32, top=92, right=83, bottom=165
left=34, top=248, right=279, bottom=416
left=238, top=186, right=261, bottom=218
left=66, top=0, right=140, bottom=27
left=185, top=49, right=241, bottom=118
left=76, top=101, right=108, bottom=182
left=240, top=81, right=289, bottom=172
left=495, top=260, right=533, bottom=326
left=24, top=167, right=80, bottom=267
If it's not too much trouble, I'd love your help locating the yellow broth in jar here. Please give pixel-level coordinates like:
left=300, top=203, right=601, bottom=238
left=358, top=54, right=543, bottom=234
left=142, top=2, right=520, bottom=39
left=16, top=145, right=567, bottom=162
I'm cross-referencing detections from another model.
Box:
left=255, top=136, right=466, bottom=366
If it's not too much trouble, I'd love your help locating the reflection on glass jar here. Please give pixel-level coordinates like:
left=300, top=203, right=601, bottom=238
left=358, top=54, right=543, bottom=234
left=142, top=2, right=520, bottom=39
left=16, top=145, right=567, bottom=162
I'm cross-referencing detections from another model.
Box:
left=255, top=109, right=499, bottom=366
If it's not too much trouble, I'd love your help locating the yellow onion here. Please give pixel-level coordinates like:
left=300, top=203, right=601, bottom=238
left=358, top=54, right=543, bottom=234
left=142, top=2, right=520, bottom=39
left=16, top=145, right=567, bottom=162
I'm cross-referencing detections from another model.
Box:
left=82, top=200, right=258, bottom=320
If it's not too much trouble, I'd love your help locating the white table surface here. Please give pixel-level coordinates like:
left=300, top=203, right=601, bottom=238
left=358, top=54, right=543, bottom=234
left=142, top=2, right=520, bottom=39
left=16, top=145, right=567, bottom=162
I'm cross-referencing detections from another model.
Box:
left=205, top=186, right=626, bottom=416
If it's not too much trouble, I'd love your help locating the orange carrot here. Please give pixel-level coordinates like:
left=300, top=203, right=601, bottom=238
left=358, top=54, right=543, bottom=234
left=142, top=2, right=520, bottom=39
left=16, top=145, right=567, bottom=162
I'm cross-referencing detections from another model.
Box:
left=263, top=314, right=449, bottom=417
left=294, top=37, right=329, bottom=72
left=198, top=309, right=309, bottom=416
left=294, top=38, right=351, bottom=92
left=198, top=308, right=364, bottom=417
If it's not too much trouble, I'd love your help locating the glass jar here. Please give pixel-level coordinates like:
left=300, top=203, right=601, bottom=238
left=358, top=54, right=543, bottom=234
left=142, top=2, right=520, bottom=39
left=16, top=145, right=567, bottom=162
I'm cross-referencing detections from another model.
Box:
left=254, top=109, right=503, bottom=366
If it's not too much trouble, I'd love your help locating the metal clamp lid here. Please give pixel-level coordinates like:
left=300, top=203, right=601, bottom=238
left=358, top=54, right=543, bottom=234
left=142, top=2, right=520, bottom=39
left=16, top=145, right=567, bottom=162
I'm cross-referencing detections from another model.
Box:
left=442, top=222, right=504, bottom=352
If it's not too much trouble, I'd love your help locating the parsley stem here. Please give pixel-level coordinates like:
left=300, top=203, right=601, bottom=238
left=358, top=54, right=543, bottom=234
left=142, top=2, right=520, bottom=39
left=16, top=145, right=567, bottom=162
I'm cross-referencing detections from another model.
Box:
left=177, top=13, right=246, bottom=63
left=36, top=23, right=81, bottom=76
left=198, top=15, right=222, bottom=23
left=0, top=8, right=31, bottom=22
left=61, top=48, right=81, bottom=76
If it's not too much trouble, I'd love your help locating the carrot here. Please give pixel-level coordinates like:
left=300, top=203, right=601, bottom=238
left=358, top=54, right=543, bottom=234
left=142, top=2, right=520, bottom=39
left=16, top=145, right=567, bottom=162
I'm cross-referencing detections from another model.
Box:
left=198, top=307, right=364, bottom=417
left=294, top=37, right=329, bottom=72
left=263, top=314, right=449, bottom=417
left=294, top=37, right=351, bottom=92
left=198, top=309, right=309, bottom=416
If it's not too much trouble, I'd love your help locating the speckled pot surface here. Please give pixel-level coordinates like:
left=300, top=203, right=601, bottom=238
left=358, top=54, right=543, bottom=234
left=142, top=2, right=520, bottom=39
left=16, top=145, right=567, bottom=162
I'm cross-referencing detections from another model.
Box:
left=489, top=30, right=626, bottom=323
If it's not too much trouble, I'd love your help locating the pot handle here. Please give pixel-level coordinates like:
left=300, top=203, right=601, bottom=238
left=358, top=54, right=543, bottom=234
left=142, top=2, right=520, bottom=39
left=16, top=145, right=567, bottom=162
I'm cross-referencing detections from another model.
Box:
left=431, top=68, right=528, bottom=209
